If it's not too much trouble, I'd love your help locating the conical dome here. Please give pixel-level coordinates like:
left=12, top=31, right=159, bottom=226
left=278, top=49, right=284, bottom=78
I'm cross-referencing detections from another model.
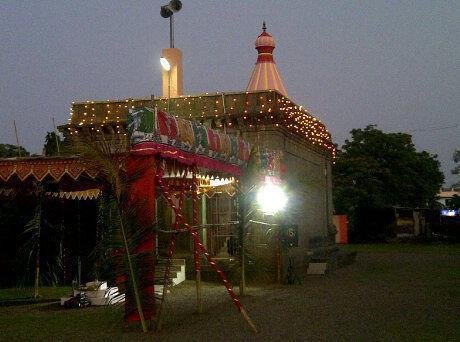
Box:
left=246, top=22, right=288, bottom=97
left=255, top=23, right=275, bottom=50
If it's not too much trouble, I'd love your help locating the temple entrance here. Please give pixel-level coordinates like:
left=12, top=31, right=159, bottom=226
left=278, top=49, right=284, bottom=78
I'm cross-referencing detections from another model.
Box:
left=206, top=194, right=238, bottom=258
left=156, top=192, right=238, bottom=259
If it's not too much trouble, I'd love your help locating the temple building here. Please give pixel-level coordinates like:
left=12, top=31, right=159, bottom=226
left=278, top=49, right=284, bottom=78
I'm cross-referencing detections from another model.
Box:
left=0, top=23, right=336, bottom=290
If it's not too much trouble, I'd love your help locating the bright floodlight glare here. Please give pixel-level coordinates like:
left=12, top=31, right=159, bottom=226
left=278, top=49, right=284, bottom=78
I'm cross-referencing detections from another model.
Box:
left=160, top=57, right=171, bottom=71
left=256, top=183, right=287, bottom=215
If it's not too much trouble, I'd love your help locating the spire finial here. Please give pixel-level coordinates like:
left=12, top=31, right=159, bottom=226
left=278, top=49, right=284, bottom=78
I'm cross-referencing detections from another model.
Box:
left=247, top=22, right=288, bottom=97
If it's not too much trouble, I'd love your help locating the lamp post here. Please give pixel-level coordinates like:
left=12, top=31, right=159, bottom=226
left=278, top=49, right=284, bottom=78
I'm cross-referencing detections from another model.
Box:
left=160, top=0, right=182, bottom=48
left=160, top=1, right=183, bottom=100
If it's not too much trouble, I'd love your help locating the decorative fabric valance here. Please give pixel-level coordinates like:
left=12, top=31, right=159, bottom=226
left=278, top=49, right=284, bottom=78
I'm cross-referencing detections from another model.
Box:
left=46, top=189, right=101, bottom=200
left=131, top=142, right=244, bottom=177
left=127, top=108, right=251, bottom=170
left=0, top=157, right=99, bottom=182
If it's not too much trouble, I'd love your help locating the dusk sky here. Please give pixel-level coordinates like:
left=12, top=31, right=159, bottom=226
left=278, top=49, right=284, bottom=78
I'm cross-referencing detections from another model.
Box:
left=1, top=1, right=458, bottom=185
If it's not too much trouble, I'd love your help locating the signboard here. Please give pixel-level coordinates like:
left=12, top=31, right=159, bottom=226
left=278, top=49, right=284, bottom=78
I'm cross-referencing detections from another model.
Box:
left=280, top=224, right=299, bottom=248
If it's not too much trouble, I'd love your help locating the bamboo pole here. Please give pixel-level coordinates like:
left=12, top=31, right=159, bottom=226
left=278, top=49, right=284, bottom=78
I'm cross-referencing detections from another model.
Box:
left=192, top=169, right=203, bottom=313
left=117, top=207, right=148, bottom=333
left=156, top=231, right=177, bottom=332
left=276, top=228, right=282, bottom=284
left=33, top=253, right=40, bottom=299
left=33, top=219, right=41, bottom=299
left=238, top=191, right=246, bottom=295
left=13, top=120, right=22, bottom=157
left=34, top=188, right=43, bottom=299
left=157, top=175, right=185, bottom=332
left=52, top=117, right=61, bottom=155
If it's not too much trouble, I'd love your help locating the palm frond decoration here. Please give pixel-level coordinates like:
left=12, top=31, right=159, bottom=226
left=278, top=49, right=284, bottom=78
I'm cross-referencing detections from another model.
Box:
left=91, top=193, right=116, bottom=281
left=23, top=206, right=41, bottom=298
left=20, top=188, right=44, bottom=299
left=19, top=188, right=67, bottom=293
left=67, top=132, right=153, bottom=333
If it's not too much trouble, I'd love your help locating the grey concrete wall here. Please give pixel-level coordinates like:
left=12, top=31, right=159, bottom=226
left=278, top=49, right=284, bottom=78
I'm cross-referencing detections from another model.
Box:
left=241, top=127, right=334, bottom=274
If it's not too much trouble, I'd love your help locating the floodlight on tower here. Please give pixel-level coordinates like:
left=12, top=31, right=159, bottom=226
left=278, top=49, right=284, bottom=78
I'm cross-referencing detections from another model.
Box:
left=256, top=177, right=288, bottom=215
left=160, top=0, right=184, bottom=99
left=160, top=57, right=171, bottom=71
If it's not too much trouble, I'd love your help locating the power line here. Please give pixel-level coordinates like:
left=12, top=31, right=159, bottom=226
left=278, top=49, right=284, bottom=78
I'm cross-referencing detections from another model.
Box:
left=407, top=124, right=459, bottom=133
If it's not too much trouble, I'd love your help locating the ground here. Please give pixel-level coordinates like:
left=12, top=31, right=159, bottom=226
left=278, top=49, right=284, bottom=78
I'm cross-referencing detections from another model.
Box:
left=0, top=244, right=459, bottom=341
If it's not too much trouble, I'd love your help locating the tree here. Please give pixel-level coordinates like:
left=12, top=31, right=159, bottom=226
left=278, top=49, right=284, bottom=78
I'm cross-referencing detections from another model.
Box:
left=0, top=143, right=30, bottom=158
left=43, top=132, right=65, bottom=156
left=333, top=125, right=444, bottom=215
left=452, top=150, right=460, bottom=189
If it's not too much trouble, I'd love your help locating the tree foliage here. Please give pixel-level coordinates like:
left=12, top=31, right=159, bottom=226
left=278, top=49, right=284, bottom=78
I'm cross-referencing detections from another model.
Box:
left=0, top=143, right=30, bottom=158
left=43, top=132, right=68, bottom=156
left=333, top=125, right=444, bottom=214
left=452, top=150, right=460, bottom=188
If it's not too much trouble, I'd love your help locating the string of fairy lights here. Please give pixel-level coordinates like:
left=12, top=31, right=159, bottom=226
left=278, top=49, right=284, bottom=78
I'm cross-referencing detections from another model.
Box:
left=65, top=90, right=336, bottom=158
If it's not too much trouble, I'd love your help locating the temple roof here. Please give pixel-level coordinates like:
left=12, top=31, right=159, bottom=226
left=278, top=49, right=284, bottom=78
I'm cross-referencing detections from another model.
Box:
left=246, top=22, right=288, bottom=97
left=61, top=90, right=335, bottom=158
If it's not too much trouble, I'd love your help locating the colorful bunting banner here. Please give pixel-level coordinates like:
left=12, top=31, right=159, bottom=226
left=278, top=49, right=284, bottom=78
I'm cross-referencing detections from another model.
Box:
left=128, top=108, right=251, bottom=166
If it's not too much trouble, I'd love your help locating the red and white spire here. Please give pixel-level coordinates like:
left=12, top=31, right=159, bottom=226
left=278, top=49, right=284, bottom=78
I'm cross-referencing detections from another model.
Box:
left=246, top=22, right=288, bottom=97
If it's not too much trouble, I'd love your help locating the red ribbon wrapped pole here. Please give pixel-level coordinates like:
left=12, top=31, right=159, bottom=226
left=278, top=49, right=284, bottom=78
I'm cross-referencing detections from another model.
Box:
left=155, top=166, right=257, bottom=333
left=192, top=167, right=203, bottom=313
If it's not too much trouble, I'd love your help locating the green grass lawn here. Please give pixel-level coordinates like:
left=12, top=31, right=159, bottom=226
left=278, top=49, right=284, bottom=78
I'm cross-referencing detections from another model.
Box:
left=340, top=243, right=460, bottom=341
left=340, top=242, right=460, bottom=255
left=341, top=243, right=459, bottom=287
left=0, top=301, right=127, bottom=340
left=0, top=287, right=135, bottom=340
left=0, top=286, right=72, bottom=301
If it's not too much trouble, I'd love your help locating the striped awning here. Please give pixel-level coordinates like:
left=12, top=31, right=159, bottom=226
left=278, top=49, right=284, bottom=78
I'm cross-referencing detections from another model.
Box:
left=0, top=156, right=99, bottom=182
